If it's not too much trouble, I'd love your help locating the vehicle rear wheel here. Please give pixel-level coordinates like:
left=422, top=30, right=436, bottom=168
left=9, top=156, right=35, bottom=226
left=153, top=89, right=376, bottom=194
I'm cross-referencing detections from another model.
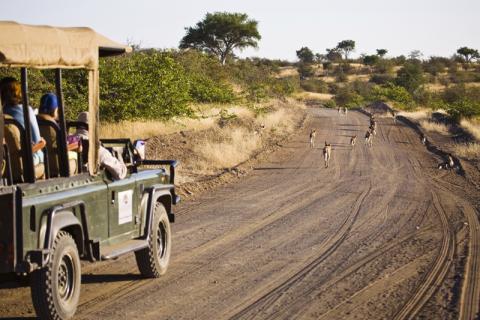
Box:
left=31, top=231, right=81, bottom=320
left=135, top=202, right=171, bottom=277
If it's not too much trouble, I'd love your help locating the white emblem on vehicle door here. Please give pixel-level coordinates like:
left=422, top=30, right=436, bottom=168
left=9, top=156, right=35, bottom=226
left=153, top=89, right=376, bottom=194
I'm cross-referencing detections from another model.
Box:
left=118, top=190, right=133, bottom=224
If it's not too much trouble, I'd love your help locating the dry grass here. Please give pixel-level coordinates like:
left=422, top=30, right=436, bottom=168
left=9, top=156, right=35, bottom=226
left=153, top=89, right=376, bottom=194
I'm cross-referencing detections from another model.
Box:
left=460, top=118, right=480, bottom=141
left=452, top=143, right=480, bottom=159
left=277, top=67, right=298, bottom=78
left=420, top=120, right=450, bottom=135
left=398, top=110, right=431, bottom=121
left=193, top=128, right=261, bottom=170
left=192, top=103, right=301, bottom=171
left=347, top=74, right=370, bottom=82
left=424, top=83, right=446, bottom=92
left=99, top=117, right=217, bottom=139
left=99, top=104, right=257, bottom=139
left=320, top=76, right=336, bottom=83
left=466, top=82, right=480, bottom=88
left=294, top=91, right=334, bottom=102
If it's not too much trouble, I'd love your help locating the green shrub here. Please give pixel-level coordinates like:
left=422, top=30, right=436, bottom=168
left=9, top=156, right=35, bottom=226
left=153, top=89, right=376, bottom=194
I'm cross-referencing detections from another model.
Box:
left=334, top=86, right=364, bottom=108
left=328, top=83, right=340, bottom=94
left=323, top=99, right=337, bottom=108
left=370, top=74, right=395, bottom=85
left=370, top=83, right=413, bottom=107
left=297, top=63, right=315, bottom=78
left=300, top=78, right=328, bottom=93
left=99, top=51, right=192, bottom=121
left=447, top=98, right=480, bottom=121
left=374, top=59, right=395, bottom=74
left=395, top=61, right=424, bottom=93
left=188, top=74, right=235, bottom=103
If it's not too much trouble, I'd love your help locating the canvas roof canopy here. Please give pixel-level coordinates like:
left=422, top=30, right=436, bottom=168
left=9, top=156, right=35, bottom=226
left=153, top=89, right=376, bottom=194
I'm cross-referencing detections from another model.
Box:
left=0, top=21, right=131, bottom=175
left=0, top=21, right=131, bottom=69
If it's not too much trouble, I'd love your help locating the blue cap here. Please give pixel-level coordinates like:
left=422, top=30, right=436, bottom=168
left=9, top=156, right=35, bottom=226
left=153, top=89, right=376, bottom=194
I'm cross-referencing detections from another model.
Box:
left=39, top=93, right=58, bottom=113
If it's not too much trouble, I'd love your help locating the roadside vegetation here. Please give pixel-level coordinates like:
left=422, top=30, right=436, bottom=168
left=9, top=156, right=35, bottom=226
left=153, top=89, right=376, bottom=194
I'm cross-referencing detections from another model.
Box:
left=0, top=11, right=478, bottom=169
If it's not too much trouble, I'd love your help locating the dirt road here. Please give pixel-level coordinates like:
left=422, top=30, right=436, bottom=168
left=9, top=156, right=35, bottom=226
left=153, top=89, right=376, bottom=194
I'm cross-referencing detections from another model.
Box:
left=1, top=108, right=480, bottom=319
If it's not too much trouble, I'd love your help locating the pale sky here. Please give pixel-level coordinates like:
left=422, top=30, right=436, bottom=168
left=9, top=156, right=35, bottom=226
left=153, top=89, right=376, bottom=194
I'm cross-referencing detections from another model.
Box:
left=1, top=0, right=478, bottom=61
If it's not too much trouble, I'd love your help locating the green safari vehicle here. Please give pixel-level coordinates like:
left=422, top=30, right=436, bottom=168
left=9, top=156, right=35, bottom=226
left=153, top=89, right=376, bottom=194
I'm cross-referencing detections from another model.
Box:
left=0, top=21, right=179, bottom=319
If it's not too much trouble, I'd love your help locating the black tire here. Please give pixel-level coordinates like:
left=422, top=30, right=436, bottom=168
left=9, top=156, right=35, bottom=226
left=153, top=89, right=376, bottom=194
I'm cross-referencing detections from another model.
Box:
left=31, top=231, right=81, bottom=320
left=135, top=202, right=171, bottom=277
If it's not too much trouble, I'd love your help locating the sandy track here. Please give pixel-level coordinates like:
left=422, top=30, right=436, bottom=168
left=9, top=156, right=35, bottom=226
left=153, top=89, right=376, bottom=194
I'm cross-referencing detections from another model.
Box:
left=1, top=108, right=479, bottom=320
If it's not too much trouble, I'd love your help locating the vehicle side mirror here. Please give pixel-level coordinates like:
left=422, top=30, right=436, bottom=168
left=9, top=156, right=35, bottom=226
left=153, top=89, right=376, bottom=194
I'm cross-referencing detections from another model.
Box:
left=133, top=140, right=146, bottom=161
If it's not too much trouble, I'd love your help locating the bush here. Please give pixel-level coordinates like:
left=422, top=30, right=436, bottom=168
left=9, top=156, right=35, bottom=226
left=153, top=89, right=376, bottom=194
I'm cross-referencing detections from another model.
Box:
left=99, top=51, right=192, bottom=121
left=395, top=61, right=424, bottom=93
left=270, top=76, right=299, bottom=98
left=323, top=99, right=337, bottom=108
left=328, top=83, right=340, bottom=94
left=447, top=99, right=480, bottom=121
left=297, top=63, right=315, bottom=78
left=423, top=57, right=448, bottom=76
left=370, top=83, right=413, bottom=107
left=374, top=59, right=395, bottom=74
left=334, top=85, right=364, bottom=108
left=300, top=78, right=329, bottom=93
left=188, top=74, right=235, bottom=103
left=370, top=74, right=395, bottom=85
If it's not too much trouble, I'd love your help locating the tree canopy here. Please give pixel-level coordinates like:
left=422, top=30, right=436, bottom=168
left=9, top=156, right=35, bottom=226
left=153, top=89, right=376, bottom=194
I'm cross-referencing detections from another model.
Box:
left=179, top=12, right=261, bottom=65
left=395, top=61, right=424, bottom=93
left=326, top=48, right=342, bottom=62
left=296, top=47, right=314, bottom=63
left=362, top=54, right=379, bottom=66
left=456, top=47, right=479, bottom=63
left=336, top=40, right=356, bottom=60
left=376, top=49, right=388, bottom=57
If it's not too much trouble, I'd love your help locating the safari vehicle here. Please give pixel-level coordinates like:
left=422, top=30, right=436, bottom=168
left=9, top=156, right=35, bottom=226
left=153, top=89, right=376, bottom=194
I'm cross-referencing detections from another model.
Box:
left=0, top=22, right=179, bottom=319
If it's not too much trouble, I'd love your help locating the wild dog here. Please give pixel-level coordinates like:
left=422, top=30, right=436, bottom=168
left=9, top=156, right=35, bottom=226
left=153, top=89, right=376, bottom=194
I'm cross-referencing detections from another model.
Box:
left=309, top=129, right=316, bottom=148
left=369, top=126, right=377, bottom=136
left=438, top=155, right=456, bottom=170
left=323, top=142, right=332, bottom=168
left=365, top=130, right=373, bottom=147
left=420, top=133, right=427, bottom=145
left=350, top=135, right=357, bottom=147
left=448, top=155, right=455, bottom=168
left=344, top=107, right=348, bottom=116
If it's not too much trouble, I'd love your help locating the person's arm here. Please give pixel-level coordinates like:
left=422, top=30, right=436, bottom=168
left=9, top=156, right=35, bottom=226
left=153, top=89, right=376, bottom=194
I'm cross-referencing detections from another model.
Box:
left=28, top=107, right=42, bottom=144
left=98, top=146, right=127, bottom=180
left=32, top=138, right=46, bottom=152
left=67, top=142, right=80, bottom=151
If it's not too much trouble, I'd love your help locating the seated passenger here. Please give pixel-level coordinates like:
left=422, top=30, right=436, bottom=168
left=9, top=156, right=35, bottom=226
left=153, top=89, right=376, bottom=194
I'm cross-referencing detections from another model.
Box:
left=1, top=77, right=45, bottom=179
left=38, top=93, right=79, bottom=175
left=74, top=112, right=127, bottom=180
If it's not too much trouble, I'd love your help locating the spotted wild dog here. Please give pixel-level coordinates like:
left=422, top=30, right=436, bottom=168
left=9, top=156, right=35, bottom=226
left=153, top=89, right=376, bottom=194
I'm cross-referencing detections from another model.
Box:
left=309, top=129, right=316, bottom=148
left=323, top=141, right=332, bottom=168
left=365, top=130, right=373, bottom=147
left=350, top=135, right=357, bottom=147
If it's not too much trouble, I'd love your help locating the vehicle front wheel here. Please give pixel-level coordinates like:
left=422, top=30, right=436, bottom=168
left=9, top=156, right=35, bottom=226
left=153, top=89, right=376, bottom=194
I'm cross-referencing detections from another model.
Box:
left=31, top=231, right=81, bottom=320
left=135, top=202, right=171, bottom=277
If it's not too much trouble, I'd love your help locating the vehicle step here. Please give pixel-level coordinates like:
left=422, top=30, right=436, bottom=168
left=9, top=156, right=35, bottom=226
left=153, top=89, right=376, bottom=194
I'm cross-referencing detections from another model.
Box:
left=101, top=239, right=148, bottom=260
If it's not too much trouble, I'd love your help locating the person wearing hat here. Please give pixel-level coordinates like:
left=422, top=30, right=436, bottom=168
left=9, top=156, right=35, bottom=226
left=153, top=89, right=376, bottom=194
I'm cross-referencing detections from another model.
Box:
left=73, top=111, right=127, bottom=180
left=38, top=93, right=79, bottom=176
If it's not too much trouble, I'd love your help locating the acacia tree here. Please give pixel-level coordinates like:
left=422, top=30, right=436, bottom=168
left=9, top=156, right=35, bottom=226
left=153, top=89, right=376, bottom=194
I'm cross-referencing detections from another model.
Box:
left=296, top=47, right=314, bottom=63
left=457, top=47, right=479, bottom=63
left=376, top=49, right=388, bottom=57
left=180, top=12, right=261, bottom=65
left=326, top=48, right=342, bottom=62
left=336, top=40, right=355, bottom=60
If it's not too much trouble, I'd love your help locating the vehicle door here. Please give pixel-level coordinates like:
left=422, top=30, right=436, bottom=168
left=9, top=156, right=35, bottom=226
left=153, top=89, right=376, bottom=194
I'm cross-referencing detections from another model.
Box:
left=106, top=173, right=138, bottom=242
